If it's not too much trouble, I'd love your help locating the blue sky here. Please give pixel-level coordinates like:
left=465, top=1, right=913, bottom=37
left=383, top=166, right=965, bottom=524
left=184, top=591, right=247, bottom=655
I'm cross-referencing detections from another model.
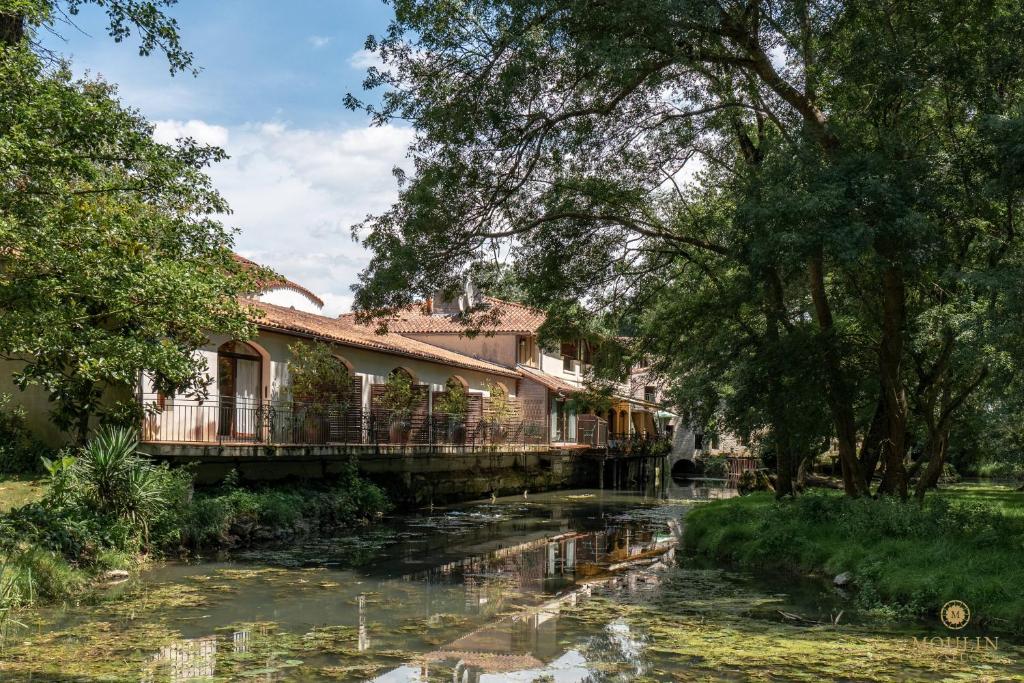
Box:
left=41, top=0, right=409, bottom=315
left=45, top=0, right=393, bottom=127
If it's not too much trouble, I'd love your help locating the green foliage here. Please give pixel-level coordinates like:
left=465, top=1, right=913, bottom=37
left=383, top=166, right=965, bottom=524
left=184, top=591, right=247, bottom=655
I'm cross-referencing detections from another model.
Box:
left=484, top=380, right=512, bottom=422
left=1, top=426, right=190, bottom=575
left=433, top=378, right=468, bottom=418
left=9, top=0, right=195, bottom=74
left=0, top=431, right=391, bottom=609
left=379, top=370, right=416, bottom=420
left=0, top=394, right=49, bottom=474
left=976, top=461, right=1024, bottom=481
left=287, top=342, right=353, bottom=412
left=566, top=385, right=614, bottom=415
left=684, top=487, right=1024, bottom=632
left=700, top=455, right=729, bottom=479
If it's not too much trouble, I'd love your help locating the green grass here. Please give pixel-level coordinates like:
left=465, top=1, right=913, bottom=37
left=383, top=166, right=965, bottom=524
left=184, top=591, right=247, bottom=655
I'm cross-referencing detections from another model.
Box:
left=683, top=484, right=1024, bottom=633
left=0, top=475, right=45, bottom=513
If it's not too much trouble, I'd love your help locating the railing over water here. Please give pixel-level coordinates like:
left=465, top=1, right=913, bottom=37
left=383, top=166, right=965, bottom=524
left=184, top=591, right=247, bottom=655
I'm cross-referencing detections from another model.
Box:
left=138, top=393, right=607, bottom=448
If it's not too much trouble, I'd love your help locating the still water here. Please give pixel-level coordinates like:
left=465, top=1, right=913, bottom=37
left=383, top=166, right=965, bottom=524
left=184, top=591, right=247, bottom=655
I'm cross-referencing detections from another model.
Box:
left=2, top=484, right=1023, bottom=681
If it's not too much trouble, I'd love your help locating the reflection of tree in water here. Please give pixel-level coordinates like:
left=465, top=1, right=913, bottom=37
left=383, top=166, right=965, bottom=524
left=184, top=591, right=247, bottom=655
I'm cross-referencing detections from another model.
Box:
left=574, top=618, right=650, bottom=682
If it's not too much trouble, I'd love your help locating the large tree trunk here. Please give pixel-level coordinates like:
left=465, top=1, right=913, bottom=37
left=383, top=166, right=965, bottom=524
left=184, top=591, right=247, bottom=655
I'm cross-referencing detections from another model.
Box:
left=914, top=422, right=949, bottom=500
left=808, top=253, right=867, bottom=496
left=877, top=266, right=909, bottom=498
left=858, top=396, right=886, bottom=490
left=762, top=267, right=796, bottom=498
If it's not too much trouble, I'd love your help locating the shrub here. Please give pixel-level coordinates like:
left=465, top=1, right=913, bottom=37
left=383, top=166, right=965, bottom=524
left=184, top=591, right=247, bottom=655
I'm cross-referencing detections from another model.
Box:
left=976, top=461, right=1024, bottom=480
left=65, top=427, right=190, bottom=546
left=701, top=454, right=729, bottom=478
left=0, top=394, right=50, bottom=475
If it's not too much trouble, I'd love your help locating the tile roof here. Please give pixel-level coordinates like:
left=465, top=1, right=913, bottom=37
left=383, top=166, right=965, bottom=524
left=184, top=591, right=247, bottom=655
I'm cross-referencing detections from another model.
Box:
left=344, top=296, right=547, bottom=334
left=249, top=299, right=519, bottom=378
left=516, top=364, right=582, bottom=395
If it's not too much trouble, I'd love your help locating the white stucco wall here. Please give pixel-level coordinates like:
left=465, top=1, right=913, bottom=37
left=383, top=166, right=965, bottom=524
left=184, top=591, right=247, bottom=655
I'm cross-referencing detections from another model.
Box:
left=537, top=347, right=584, bottom=387
left=0, top=358, right=74, bottom=447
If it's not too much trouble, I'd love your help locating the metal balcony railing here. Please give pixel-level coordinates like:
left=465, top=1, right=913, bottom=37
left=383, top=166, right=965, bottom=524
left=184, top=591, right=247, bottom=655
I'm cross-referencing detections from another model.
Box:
left=139, top=394, right=550, bottom=448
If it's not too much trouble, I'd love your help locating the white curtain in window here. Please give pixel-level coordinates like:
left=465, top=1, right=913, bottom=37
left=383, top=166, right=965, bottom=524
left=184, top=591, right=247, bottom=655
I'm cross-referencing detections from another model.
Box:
left=235, top=358, right=260, bottom=434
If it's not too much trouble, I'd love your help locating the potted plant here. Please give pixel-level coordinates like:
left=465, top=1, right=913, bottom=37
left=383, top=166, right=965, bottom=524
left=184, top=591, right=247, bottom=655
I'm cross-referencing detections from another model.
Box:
left=287, top=342, right=352, bottom=443
left=484, top=380, right=512, bottom=444
left=380, top=370, right=416, bottom=444
left=434, top=379, right=469, bottom=444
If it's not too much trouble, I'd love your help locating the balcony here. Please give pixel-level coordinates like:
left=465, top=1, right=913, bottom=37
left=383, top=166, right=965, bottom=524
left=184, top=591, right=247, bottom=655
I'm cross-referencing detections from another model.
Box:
left=139, top=394, right=556, bottom=449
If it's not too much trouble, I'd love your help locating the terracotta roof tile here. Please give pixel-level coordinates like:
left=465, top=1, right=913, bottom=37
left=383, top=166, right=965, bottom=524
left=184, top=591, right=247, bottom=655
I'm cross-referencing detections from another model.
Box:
left=343, top=296, right=547, bottom=334
left=249, top=299, right=519, bottom=378
left=517, top=364, right=582, bottom=395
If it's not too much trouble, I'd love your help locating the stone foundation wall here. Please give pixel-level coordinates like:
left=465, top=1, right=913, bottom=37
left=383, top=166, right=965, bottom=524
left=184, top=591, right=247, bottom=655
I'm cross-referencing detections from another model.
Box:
left=143, top=443, right=600, bottom=507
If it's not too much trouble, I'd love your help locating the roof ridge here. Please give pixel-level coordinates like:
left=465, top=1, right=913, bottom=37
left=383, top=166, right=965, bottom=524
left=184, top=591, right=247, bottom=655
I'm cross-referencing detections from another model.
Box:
left=483, top=295, right=542, bottom=312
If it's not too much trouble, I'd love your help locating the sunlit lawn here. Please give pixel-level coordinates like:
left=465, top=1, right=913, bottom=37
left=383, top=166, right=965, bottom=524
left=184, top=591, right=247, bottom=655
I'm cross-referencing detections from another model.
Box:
left=937, top=481, right=1024, bottom=517
left=0, top=474, right=46, bottom=513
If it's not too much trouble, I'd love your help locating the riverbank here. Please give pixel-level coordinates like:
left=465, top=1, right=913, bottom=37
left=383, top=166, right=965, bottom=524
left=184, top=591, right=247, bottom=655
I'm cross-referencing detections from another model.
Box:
left=0, top=459, right=391, bottom=613
left=682, top=483, right=1024, bottom=633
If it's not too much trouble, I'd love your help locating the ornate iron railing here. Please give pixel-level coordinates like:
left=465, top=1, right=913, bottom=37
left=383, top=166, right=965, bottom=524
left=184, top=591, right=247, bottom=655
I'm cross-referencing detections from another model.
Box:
left=139, top=394, right=551, bottom=448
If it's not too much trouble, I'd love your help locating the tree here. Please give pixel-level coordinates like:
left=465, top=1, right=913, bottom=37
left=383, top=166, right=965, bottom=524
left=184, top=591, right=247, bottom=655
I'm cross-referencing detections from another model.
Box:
left=349, top=1, right=1024, bottom=498
left=287, top=342, right=353, bottom=412
left=0, top=1, right=266, bottom=441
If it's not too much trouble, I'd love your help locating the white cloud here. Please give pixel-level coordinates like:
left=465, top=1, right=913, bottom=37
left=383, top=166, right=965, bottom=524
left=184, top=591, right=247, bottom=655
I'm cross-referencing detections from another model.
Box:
left=348, top=48, right=386, bottom=71
left=308, top=35, right=332, bottom=49
left=152, top=119, right=230, bottom=148
left=154, top=119, right=415, bottom=316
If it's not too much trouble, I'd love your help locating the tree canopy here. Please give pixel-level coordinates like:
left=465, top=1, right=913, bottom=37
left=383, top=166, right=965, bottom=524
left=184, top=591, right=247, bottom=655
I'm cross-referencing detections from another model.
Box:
left=0, top=0, right=265, bottom=440
left=350, top=0, right=1024, bottom=498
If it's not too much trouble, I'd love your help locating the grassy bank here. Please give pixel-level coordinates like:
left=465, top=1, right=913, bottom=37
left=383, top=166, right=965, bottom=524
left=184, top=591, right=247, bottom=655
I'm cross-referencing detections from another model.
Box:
left=0, top=475, right=45, bottom=513
left=0, top=429, right=390, bottom=615
left=683, top=484, right=1024, bottom=633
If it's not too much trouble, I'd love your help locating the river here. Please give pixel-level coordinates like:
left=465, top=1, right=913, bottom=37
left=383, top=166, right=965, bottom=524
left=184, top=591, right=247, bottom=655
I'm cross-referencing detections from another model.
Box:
left=2, top=483, right=1022, bottom=681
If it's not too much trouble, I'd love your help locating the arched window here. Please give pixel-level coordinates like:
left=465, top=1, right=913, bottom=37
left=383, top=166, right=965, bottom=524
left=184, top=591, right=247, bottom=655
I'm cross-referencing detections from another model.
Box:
left=446, top=375, right=468, bottom=390
left=389, top=367, right=415, bottom=383
left=218, top=341, right=263, bottom=438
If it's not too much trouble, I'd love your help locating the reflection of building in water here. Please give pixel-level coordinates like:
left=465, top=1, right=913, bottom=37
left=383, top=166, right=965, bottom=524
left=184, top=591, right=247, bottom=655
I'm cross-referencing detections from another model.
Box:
left=373, top=522, right=670, bottom=683
left=233, top=629, right=249, bottom=654
left=359, top=593, right=370, bottom=652
left=141, top=636, right=217, bottom=682
left=407, top=522, right=663, bottom=602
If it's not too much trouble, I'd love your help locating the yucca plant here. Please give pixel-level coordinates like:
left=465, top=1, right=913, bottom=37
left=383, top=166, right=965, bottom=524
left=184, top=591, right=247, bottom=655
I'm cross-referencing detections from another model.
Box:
left=78, top=426, right=139, bottom=512
left=75, top=426, right=170, bottom=544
